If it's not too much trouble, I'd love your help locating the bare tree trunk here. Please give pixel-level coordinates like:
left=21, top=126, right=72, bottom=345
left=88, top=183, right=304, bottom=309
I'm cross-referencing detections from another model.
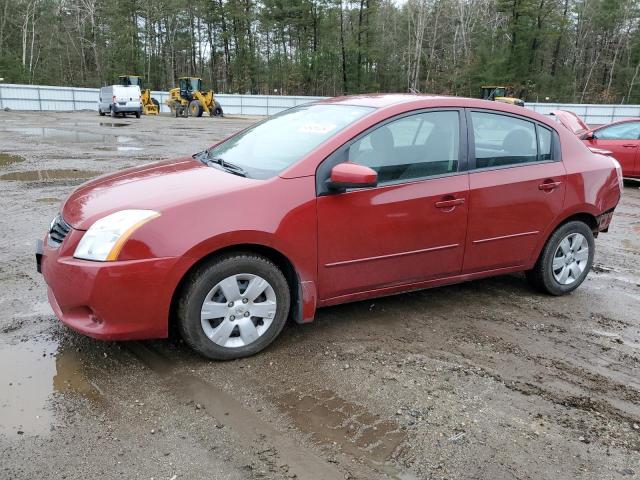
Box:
left=0, top=0, right=9, bottom=55
left=627, top=59, right=640, bottom=103
left=339, top=0, right=347, bottom=94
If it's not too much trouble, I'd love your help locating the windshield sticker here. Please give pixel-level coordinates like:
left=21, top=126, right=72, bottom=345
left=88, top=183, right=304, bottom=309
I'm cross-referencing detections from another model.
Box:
left=298, top=122, right=338, bottom=134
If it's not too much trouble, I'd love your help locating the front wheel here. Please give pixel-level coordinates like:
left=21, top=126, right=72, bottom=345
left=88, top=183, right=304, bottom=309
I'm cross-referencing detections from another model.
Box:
left=189, top=100, right=203, bottom=117
left=526, top=221, right=595, bottom=295
left=177, top=254, right=291, bottom=360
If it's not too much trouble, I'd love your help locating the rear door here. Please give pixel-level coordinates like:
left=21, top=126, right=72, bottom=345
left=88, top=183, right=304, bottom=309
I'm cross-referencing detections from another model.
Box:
left=316, top=109, right=470, bottom=300
left=463, top=110, right=566, bottom=273
left=585, top=121, right=640, bottom=177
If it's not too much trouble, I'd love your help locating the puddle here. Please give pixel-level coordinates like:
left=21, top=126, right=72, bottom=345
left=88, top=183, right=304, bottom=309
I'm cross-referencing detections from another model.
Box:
left=4, top=127, right=141, bottom=151
left=0, top=152, right=25, bottom=166
left=99, top=122, right=129, bottom=128
left=35, top=197, right=60, bottom=204
left=277, top=388, right=406, bottom=464
left=592, top=329, right=620, bottom=338
left=0, top=169, right=100, bottom=181
left=0, top=340, right=101, bottom=436
left=7, top=127, right=108, bottom=143
left=128, top=342, right=347, bottom=480
left=116, top=146, right=143, bottom=152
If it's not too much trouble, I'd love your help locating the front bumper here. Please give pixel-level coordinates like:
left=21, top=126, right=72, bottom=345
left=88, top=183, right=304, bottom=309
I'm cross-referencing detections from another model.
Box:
left=38, top=229, right=178, bottom=340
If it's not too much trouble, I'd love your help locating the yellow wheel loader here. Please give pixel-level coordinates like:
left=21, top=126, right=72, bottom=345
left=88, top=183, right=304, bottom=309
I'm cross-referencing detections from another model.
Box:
left=118, top=75, right=160, bottom=115
left=481, top=86, right=525, bottom=107
left=166, top=77, right=223, bottom=118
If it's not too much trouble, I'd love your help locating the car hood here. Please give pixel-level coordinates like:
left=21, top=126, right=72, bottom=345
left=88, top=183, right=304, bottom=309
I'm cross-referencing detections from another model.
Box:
left=551, top=110, right=589, bottom=135
left=62, top=157, right=257, bottom=230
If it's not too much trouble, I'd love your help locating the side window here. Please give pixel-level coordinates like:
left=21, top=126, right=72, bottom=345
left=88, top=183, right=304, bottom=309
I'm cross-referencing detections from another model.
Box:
left=471, top=112, right=538, bottom=168
left=594, top=122, right=640, bottom=140
left=349, top=111, right=460, bottom=183
left=538, top=126, right=552, bottom=161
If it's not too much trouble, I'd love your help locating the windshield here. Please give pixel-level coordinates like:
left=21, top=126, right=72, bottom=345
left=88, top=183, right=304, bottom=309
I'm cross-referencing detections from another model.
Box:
left=206, top=104, right=374, bottom=179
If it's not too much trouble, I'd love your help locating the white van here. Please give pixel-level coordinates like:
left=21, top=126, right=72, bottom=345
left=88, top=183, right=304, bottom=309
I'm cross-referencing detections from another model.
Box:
left=98, top=85, right=142, bottom=118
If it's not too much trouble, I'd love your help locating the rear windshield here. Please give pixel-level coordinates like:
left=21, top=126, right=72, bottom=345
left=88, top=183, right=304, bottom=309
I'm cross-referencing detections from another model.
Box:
left=207, top=104, right=374, bottom=179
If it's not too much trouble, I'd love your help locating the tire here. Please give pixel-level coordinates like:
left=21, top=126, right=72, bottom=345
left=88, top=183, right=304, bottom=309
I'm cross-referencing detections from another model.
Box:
left=526, top=221, right=595, bottom=295
left=189, top=100, right=203, bottom=117
left=152, top=98, right=160, bottom=111
left=98, top=109, right=105, bottom=116
left=178, top=253, right=291, bottom=360
left=212, top=101, right=223, bottom=117
left=135, top=111, right=141, bottom=118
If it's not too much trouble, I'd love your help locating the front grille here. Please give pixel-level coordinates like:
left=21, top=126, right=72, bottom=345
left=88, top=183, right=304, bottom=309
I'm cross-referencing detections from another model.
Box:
left=48, top=214, right=71, bottom=247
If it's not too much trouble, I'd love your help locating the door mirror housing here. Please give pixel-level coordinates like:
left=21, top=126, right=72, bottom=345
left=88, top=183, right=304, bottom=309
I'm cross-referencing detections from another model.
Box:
left=328, top=162, right=378, bottom=191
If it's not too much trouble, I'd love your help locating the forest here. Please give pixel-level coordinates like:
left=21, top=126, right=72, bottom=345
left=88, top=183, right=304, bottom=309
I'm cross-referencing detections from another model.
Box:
left=0, top=0, right=639, bottom=103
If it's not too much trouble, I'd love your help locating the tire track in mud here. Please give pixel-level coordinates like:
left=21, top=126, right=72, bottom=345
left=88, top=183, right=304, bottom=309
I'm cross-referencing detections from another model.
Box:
left=126, top=342, right=347, bottom=480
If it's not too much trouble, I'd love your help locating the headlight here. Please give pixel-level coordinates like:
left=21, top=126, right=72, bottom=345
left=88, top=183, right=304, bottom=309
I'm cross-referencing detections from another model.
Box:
left=74, top=209, right=160, bottom=261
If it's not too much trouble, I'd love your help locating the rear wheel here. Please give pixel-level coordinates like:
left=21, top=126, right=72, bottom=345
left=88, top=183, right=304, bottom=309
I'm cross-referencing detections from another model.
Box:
left=212, top=101, right=223, bottom=117
left=526, top=221, right=595, bottom=295
left=135, top=111, right=141, bottom=119
left=178, top=254, right=291, bottom=360
left=152, top=98, right=160, bottom=111
left=189, top=100, right=203, bottom=117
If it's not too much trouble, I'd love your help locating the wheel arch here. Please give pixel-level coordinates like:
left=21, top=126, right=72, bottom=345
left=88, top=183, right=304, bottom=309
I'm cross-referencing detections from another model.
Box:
left=527, top=209, right=599, bottom=269
left=168, top=243, right=303, bottom=336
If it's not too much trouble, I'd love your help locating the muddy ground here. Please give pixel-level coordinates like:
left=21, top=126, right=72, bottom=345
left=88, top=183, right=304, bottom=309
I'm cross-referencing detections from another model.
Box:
left=0, top=110, right=639, bottom=480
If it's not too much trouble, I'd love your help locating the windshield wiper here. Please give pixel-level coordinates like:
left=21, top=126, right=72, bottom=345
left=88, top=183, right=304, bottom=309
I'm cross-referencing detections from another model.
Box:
left=195, top=150, right=249, bottom=178
left=206, top=156, right=249, bottom=177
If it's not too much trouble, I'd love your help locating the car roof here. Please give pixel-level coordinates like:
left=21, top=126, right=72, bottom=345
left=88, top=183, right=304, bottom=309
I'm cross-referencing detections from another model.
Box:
left=315, top=94, right=555, bottom=126
left=593, top=117, right=640, bottom=129
left=316, top=93, right=450, bottom=108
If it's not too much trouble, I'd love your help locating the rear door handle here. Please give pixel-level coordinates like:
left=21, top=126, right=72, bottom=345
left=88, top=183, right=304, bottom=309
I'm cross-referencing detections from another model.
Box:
left=623, top=144, right=638, bottom=148
left=538, top=181, right=562, bottom=191
left=435, top=198, right=465, bottom=209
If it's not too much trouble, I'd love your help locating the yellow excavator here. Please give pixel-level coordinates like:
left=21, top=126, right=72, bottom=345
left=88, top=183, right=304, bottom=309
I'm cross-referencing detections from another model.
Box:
left=118, top=75, right=159, bottom=115
left=481, top=85, right=525, bottom=107
left=166, top=77, right=223, bottom=118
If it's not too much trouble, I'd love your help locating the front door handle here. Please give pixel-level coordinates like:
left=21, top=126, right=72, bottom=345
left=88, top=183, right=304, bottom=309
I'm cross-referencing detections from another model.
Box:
left=623, top=144, right=638, bottom=148
left=538, top=180, right=562, bottom=191
left=435, top=198, right=465, bottom=209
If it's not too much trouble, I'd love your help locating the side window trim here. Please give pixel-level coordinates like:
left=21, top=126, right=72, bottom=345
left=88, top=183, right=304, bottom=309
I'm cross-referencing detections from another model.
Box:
left=315, top=107, right=468, bottom=196
left=465, top=108, right=561, bottom=171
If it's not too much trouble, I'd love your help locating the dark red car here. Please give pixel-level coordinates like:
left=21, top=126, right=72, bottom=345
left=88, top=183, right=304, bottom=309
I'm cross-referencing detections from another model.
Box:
left=37, top=95, right=623, bottom=359
left=552, top=110, right=640, bottom=178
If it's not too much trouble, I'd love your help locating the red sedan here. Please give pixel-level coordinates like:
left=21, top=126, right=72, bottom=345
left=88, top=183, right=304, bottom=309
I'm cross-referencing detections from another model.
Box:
left=37, top=95, right=623, bottom=359
left=552, top=110, right=640, bottom=178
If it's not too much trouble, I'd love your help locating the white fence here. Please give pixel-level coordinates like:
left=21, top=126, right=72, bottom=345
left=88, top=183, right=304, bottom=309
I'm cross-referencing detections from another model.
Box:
left=1, top=83, right=639, bottom=123
left=0, top=83, right=325, bottom=116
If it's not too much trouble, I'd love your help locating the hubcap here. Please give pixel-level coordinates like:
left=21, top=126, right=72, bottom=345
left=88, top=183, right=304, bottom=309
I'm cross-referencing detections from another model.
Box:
left=552, top=233, right=589, bottom=285
left=200, top=273, right=277, bottom=348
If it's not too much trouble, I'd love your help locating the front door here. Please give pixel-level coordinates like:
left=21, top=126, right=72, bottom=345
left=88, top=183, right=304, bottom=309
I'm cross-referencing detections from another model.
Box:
left=463, top=110, right=567, bottom=273
left=316, top=110, right=469, bottom=301
left=586, top=121, right=640, bottom=177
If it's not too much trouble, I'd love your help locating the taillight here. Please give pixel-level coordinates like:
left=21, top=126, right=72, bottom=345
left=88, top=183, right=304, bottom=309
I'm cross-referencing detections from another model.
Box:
left=611, top=158, right=624, bottom=193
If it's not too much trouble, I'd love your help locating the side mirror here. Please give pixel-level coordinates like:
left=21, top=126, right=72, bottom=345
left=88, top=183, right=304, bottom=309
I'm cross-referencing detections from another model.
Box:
left=328, top=162, right=377, bottom=191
